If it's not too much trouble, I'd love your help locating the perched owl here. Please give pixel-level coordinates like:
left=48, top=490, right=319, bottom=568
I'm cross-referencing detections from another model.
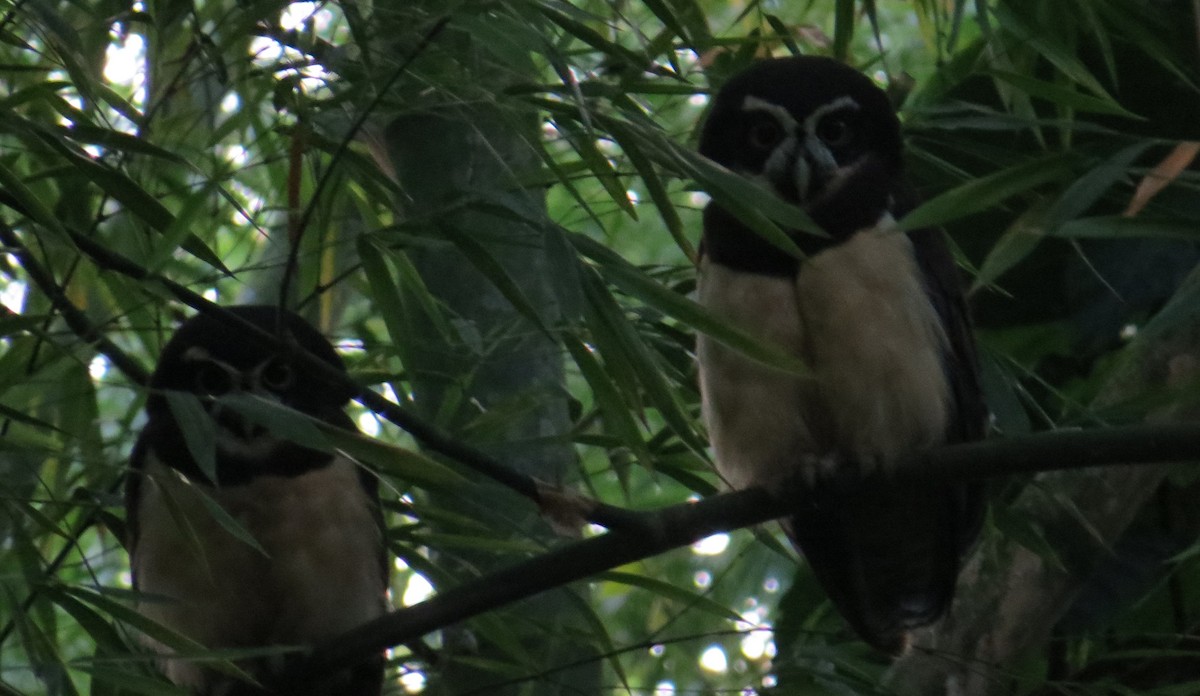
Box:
left=126, top=305, right=386, bottom=693
left=695, top=57, right=987, bottom=653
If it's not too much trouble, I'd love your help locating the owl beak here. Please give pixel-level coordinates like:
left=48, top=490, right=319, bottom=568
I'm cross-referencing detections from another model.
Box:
left=765, top=135, right=838, bottom=206
left=795, top=135, right=838, bottom=202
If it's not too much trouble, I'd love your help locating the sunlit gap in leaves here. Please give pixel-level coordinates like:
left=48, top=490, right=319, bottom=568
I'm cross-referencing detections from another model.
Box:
left=229, top=181, right=266, bottom=227
left=89, top=355, right=109, bottom=381
left=248, top=2, right=339, bottom=98
left=103, top=24, right=145, bottom=133
left=398, top=669, right=425, bottom=694
left=1, top=279, right=26, bottom=313
left=392, top=556, right=435, bottom=607
left=0, top=279, right=21, bottom=351
left=699, top=644, right=727, bottom=673
left=690, top=533, right=729, bottom=556
left=338, top=339, right=383, bottom=436
left=736, top=606, right=774, bottom=662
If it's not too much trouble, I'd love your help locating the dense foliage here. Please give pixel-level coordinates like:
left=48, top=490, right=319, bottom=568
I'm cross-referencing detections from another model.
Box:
left=1, top=1, right=1199, bottom=694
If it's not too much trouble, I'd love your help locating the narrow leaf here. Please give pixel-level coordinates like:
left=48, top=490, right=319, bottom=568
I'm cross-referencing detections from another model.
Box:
left=899, top=153, right=1076, bottom=231
left=162, top=392, right=216, bottom=483
left=987, top=70, right=1143, bottom=119
left=599, top=571, right=744, bottom=622
left=573, top=233, right=809, bottom=376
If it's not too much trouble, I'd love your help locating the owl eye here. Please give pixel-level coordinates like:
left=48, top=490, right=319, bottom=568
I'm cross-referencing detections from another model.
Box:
left=747, top=117, right=784, bottom=150
left=259, top=358, right=294, bottom=392
left=195, top=362, right=234, bottom=397
left=816, top=116, right=854, bottom=148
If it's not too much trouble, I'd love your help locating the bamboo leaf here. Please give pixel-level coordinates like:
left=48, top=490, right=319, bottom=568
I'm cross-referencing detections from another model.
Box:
left=1054, top=216, right=1200, bottom=241
left=599, top=571, right=744, bottom=622
left=832, top=0, right=856, bottom=62
left=563, top=333, right=652, bottom=465
left=573, top=233, right=809, bottom=377
left=581, top=268, right=707, bottom=453
left=987, top=70, right=1143, bottom=119
left=899, top=153, right=1077, bottom=231
left=162, top=392, right=216, bottom=483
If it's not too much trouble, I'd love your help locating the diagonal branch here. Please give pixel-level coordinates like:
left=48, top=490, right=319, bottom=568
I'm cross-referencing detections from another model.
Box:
left=888, top=265, right=1200, bottom=695
left=282, top=420, right=1200, bottom=689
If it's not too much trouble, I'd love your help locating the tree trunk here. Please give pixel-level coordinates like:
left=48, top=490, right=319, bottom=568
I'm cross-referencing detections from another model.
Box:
left=375, top=22, right=599, bottom=696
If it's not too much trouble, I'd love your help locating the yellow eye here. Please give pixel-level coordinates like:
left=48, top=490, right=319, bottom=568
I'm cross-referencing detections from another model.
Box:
left=748, top=118, right=784, bottom=150
left=817, top=116, right=854, bottom=147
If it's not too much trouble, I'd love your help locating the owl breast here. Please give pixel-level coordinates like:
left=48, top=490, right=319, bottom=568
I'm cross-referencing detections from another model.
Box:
left=697, top=220, right=953, bottom=488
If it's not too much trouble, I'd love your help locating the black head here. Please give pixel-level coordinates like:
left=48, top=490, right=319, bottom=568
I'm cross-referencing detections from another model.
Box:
left=700, top=57, right=904, bottom=266
left=143, top=306, right=354, bottom=482
left=148, top=305, right=351, bottom=414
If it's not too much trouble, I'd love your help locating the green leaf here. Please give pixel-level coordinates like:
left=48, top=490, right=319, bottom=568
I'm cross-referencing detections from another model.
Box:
left=581, top=268, right=708, bottom=454
left=899, top=153, right=1076, bottom=231
left=598, top=571, right=744, bottom=622
left=53, top=587, right=257, bottom=682
left=1054, top=216, right=1200, bottom=241
left=51, top=146, right=230, bottom=274
left=674, top=145, right=820, bottom=253
left=146, top=182, right=224, bottom=275
left=194, top=486, right=270, bottom=557
left=563, top=333, right=652, bottom=465
left=78, top=667, right=191, bottom=696
left=987, top=70, right=1143, bottom=119
left=972, top=202, right=1049, bottom=292
left=537, top=4, right=647, bottom=71
left=562, top=120, right=637, bottom=219
left=1045, top=142, right=1153, bottom=227
left=572, top=233, right=809, bottom=376
left=216, top=393, right=331, bottom=452
left=832, top=0, right=855, bottom=61
left=608, top=126, right=694, bottom=259
left=357, top=235, right=410, bottom=357
left=0, top=159, right=68, bottom=240
left=162, top=392, right=216, bottom=483
left=993, top=4, right=1114, bottom=99
left=440, top=222, right=554, bottom=338
left=318, top=424, right=466, bottom=490
left=59, top=125, right=185, bottom=163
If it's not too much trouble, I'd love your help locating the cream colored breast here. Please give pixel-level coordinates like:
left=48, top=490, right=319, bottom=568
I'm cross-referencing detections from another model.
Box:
left=132, top=450, right=385, bottom=689
left=697, top=220, right=951, bottom=490
left=794, top=224, right=951, bottom=468
left=696, top=257, right=817, bottom=490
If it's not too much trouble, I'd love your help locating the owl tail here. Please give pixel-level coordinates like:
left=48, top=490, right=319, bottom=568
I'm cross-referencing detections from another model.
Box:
left=784, top=480, right=977, bottom=655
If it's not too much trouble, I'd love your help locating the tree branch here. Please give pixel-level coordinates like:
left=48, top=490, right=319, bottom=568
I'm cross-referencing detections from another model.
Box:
left=279, top=486, right=782, bottom=691
left=280, top=420, right=1200, bottom=689
left=888, top=265, right=1200, bottom=695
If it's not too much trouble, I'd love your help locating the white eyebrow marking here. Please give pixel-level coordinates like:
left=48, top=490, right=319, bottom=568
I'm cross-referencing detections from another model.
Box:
left=741, top=95, right=799, bottom=135
left=803, top=95, right=860, bottom=135
left=182, top=346, right=211, bottom=362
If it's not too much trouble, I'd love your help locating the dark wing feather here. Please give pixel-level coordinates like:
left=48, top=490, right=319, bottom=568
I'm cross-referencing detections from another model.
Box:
left=907, top=225, right=988, bottom=551
left=786, top=226, right=986, bottom=654
left=786, top=481, right=964, bottom=654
